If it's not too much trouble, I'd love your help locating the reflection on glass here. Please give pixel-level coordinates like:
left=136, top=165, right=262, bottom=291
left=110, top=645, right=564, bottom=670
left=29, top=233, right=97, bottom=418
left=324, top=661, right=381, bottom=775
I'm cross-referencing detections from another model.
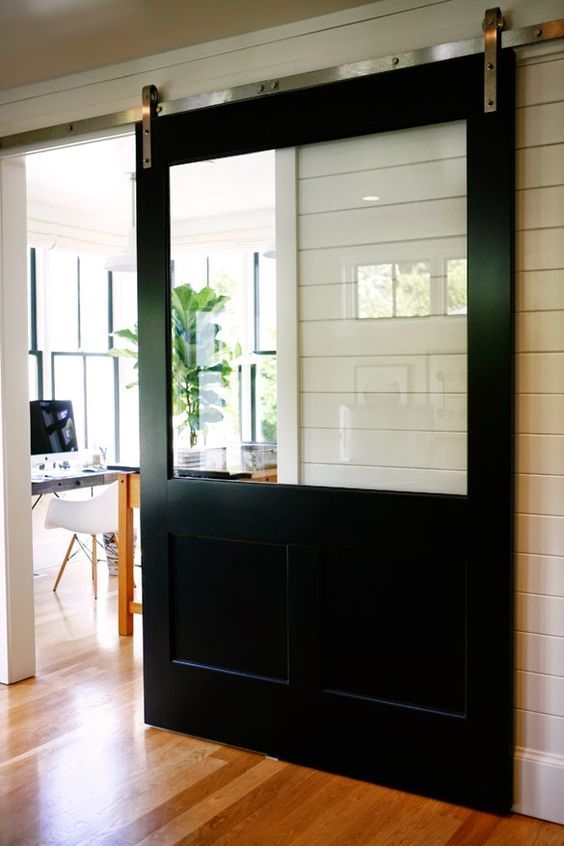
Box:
left=447, top=258, right=468, bottom=315
left=256, top=253, right=276, bottom=351
left=169, top=151, right=277, bottom=480
left=357, top=261, right=431, bottom=319
left=256, top=356, right=277, bottom=443
left=298, top=120, right=467, bottom=494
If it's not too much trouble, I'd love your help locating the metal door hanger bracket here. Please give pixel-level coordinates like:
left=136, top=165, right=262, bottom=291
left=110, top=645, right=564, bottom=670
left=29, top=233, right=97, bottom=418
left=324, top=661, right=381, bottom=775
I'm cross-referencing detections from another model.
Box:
left=483, top=7, right=504, bottom=113
left=142, top=84, right=159, bottom=169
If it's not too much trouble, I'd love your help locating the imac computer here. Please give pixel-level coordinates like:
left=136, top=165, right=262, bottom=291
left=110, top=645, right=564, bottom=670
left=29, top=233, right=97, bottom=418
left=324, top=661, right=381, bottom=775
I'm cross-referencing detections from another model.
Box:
left=30, top=400, right=79, bottom=457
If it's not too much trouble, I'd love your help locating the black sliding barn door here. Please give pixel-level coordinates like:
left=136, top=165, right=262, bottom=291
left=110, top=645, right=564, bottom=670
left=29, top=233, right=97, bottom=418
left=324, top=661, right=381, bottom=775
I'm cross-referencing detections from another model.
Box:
left=136, top=53, right=514, bottom=812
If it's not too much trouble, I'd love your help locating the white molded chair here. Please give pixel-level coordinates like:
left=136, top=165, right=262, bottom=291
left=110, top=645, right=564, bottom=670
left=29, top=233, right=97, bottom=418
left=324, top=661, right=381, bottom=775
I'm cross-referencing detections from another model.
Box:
left=45, top=483, right=119, bottom=598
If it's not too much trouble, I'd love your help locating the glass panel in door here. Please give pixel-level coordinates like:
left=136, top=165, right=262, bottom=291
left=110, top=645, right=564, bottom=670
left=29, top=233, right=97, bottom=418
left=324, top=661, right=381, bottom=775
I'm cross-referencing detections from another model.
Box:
left=298, top=120, right=467, bottom=494
left=169, top=151, right=277, bottom=479
left=169, top=122, right=467, bottom=494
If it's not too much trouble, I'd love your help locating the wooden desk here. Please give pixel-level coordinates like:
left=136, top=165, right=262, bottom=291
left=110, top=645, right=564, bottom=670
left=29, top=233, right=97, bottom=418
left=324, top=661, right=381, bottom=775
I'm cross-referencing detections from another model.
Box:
left=118, top=472, right=141, bottom=636
left=116, top=468, right=277, bottom=636
left=32, top=469, right=118, bottom=498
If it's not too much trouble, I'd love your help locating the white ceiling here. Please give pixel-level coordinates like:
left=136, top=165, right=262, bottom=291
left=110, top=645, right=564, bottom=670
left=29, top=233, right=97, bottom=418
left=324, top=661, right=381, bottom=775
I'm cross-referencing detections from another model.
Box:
left=0, top=0, right=376, bottom=91
left=26, top=135, right=276, bottom=246
left=26, top=136, right=137, bottom=236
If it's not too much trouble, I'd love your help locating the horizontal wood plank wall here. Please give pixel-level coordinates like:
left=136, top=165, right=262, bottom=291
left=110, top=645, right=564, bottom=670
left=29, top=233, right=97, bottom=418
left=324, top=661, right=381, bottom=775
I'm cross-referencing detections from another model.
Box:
left=514, top=46, right=564, bottom=825
left=297, top=122, right=468, bottom=494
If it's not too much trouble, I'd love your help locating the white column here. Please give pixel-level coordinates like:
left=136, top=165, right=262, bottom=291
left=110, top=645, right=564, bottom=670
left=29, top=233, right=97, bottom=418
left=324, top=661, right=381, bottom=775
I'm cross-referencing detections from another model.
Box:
left=0, top=157, right=36, bottom=684
left=275, top=148, right=300, bottom=485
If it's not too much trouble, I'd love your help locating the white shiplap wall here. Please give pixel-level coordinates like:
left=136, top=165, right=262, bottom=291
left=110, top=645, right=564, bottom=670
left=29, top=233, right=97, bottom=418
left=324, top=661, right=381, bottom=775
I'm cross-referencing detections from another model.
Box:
left=297, top=122, right=468, bottom=494
left=514, top=48, right=564, bottom=823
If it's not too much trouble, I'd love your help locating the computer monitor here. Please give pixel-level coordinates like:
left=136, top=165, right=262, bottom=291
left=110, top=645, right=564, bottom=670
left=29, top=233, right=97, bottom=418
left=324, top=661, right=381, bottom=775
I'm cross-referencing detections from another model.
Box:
left=30, top=400, right=79, bottom=456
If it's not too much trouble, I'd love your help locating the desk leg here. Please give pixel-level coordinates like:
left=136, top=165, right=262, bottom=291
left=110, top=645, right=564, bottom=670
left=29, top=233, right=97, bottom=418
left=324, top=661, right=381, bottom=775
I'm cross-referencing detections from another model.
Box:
left=118, top=475, right=134, bottom=636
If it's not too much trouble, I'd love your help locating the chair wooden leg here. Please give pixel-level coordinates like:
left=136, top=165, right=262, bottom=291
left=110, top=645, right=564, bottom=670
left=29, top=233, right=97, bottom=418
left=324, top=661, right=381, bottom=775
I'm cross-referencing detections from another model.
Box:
left=53, top=533, right=77, bottom=592
left=92, top=534, right=98, bottom=600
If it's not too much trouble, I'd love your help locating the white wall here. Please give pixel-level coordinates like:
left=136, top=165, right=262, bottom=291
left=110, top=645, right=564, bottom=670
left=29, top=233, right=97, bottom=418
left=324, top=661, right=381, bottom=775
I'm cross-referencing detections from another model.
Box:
left=513, top=48, right=564, bottom=823
left=0, top=0, right=563, bottom=823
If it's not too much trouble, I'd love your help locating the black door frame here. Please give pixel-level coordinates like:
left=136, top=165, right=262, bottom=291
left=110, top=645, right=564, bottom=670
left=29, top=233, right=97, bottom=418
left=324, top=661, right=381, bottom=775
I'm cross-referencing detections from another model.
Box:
left=136, top=51, right=515, bottom=812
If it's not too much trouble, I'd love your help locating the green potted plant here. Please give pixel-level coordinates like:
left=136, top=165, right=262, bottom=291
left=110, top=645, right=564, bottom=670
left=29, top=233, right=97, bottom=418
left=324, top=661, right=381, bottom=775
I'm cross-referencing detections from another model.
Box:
left=111, top=282, right=239, bottom=450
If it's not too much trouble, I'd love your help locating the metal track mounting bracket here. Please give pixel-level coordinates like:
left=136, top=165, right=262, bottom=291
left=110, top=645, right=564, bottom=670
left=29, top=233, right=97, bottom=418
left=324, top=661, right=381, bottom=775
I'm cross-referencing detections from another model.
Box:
left=142, top=84, right=159, bottom=169
left=483, top=7, right=504, bottom=113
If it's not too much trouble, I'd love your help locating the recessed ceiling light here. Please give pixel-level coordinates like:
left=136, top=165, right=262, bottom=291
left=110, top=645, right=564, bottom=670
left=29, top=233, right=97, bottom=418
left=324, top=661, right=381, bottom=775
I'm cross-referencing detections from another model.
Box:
left=363, top=195, right=380, bottom=202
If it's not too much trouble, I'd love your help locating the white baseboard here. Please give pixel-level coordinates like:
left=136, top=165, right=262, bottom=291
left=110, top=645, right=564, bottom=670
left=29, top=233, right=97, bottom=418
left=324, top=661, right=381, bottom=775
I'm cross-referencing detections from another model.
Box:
left=514, top=746, right=564, bottom=825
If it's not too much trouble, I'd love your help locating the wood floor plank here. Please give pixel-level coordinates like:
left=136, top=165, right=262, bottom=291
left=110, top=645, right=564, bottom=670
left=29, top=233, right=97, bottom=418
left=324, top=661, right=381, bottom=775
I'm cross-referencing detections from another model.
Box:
left=443, top=811, right=502, bottom=845
left=186, top=766, right=320, bottom=846
left=0, top=556, right=562, bottom=845
left=135, top=758, right=286, bottom=846
left=90, top=748, right=265, bottom=846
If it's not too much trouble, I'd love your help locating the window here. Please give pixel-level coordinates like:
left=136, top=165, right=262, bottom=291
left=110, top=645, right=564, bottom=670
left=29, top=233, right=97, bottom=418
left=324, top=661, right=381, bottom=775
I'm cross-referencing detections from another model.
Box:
left=29, top=248, right=121, bottom=460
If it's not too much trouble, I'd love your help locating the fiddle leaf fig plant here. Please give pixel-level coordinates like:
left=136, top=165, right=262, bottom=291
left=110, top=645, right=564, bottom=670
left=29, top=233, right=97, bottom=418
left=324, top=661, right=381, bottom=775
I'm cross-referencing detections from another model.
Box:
left=111, top=282, right=239, bottom=448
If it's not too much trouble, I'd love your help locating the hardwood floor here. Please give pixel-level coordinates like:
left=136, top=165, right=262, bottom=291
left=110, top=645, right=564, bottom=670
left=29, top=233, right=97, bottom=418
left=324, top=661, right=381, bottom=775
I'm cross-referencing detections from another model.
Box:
left=0, top=556, right=563, bottom=845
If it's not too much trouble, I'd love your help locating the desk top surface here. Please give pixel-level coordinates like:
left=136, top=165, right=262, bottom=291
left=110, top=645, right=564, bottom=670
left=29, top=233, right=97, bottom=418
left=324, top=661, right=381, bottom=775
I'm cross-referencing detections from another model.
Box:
left=31, top=469, right=119, bottom=495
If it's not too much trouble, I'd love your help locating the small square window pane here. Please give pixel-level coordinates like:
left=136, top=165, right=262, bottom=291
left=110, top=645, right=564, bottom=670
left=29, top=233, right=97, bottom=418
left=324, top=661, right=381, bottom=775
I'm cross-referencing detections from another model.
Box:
left=256, top=356, right=277, bottom=443
left=80, top=256, right=109, bottom=351
left=46, top=252, right=79, bottom=350
left=53, top=356, right=85, bottom=449
left=257, top=253, right=276, bottom=351
left=86, top=357, right=115, bottom=460
left=357, top=262, right=431, bottom=319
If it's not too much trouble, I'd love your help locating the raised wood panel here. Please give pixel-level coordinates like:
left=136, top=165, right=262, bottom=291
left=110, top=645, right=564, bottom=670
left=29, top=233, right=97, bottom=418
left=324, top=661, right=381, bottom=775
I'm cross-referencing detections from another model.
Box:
left=298, top=157, right=466, bottom=214
left=516, top=270, right=564, bottom=312
left=297, top=121, right=466, bottom=179
left=516, top=475, right=564, bottom=518
left=516, top=353, right=564, bottom=394
left=516, top=186, right=564, bottom=230
left=170, top=535, right=288, bottom=681
left=516, top=670, right=564, bottom=718
left=299, top=197, right=465, bottom=250
left=516, top=102, right=564, bottom=149
left=517, top=228, right=564, bottom=272
left=321, top=547, right=466, bottom=714
left=299, top=236, right=465, bottom=285
left=300, top=316, right=466, bottom=358
left=516, top=593, right=564, bottom=638
left=301, top=428, right=466, bottom=470
left=516, top=514, right=564, bottom=558
left=516, top=145, right=564, bottom=190
left=301, top=354, right=466, bottom=394
left=516, top=394, right=564, bottom=435
left=300, top=462, right=465, bottom=494
left=516, top=632, right=564, bottom=677
left=515, top=709, right=564, bottom=757
left=517, top=434, right=564, bottom=476
left=515, top=553, right=564, bottom=596
left=516, top=56, right=564, bottom=107
left=301, top=392, right=467, bottom=432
